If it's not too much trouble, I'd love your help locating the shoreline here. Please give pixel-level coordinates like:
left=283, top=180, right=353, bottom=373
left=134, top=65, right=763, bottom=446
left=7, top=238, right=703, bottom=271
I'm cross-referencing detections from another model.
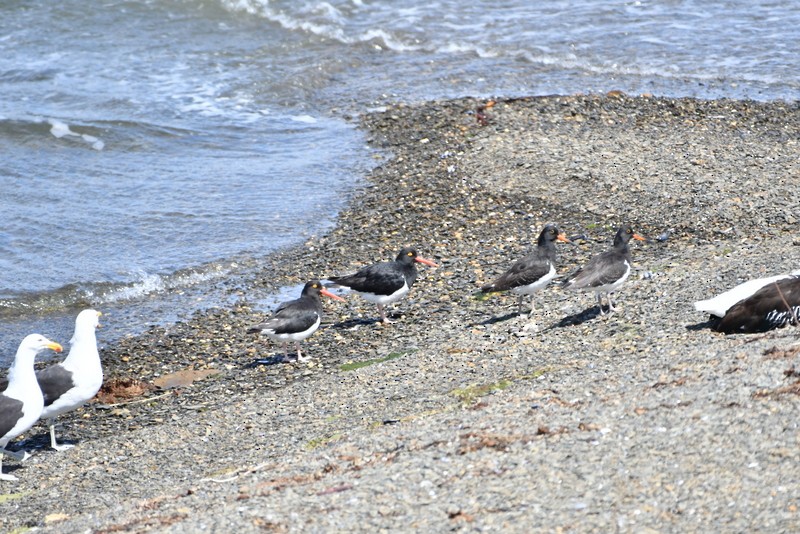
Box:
left=3, top=94, right=800, bottom=532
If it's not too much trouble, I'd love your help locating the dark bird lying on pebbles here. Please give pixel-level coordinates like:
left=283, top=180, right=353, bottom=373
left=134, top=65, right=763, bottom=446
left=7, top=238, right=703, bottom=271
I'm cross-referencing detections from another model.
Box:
left=694, top=270, right=800, bottom=319
left=327, top=247, right=438, bottom=323
left=1, top=335, right=63, bottom=481
left=36, top=309, right=103, bottom=451
left=562, top=224, right=646, bottom=315
left=247, top=281, right=344, bottom=363
left=699, top=274, right=800, bottom=334
left=480, top=224, right=570, bottom=317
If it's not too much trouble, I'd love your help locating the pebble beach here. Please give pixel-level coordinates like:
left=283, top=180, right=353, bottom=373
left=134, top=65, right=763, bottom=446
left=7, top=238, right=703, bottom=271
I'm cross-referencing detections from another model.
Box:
left=2, top=94, right=800, bottom=532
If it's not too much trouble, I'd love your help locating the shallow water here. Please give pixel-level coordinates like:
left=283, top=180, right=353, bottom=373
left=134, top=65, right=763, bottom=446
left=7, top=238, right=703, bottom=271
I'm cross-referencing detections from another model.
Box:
left=1, top=0, right=798, bottom=363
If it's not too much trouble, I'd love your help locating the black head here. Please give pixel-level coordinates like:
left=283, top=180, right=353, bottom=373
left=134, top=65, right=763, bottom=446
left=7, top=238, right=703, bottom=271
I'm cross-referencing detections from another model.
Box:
left=395, top=247, right=438, bottom=268
left=300, top=280, right=325, bottom=297
left=537, top=224, right=570, bottom=246
left=613, top=224, right=646, bottom=248
left=301, top=280, right=345, bottom=301
left=395, top=247, right=419, bottom=263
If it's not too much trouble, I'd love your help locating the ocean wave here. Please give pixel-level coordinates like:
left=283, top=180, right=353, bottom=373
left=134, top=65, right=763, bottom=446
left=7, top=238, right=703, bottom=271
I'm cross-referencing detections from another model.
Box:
left=0, top=116, right=107, bottom=150
left=215, top=0, right=799, bottom=95
left=0, top=116, right=202, bottom=151
left=219, top=0, right=422, bottom=52
left=223, top=0, right=348, bottom=41
left=0, top=67, right=59, bottom=84
left=0, top=264, right=234, bottom=320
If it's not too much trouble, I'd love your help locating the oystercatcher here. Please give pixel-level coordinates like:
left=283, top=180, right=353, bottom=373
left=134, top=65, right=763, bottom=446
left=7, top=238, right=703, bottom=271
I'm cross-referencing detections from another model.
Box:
left=562, top=224, right=646, bottom=314
left=327, top=247, right=438, bottom=323
left=480, top=224, right=570, bottom=316
left=36, top=309, right=103, bottom=451
left=248, top=280, right=344, bottom=362
left=710, top=275, right=800, bottom=333
left=1, top=334, right=63, bottom=481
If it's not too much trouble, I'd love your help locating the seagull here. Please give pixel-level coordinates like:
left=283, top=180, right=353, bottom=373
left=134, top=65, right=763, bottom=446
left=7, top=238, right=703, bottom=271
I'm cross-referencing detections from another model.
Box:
left=36, top=309, right=103, bottom=451
left=694, top=269, right=800, bottom=318
left=327, top=247, right=438, bottom=323
left=710, top=275, right=800, bottom=333
left=248, top=280, right=344, bottom=362
left=480, top=224, right=570, bottom=316
left=563, top=224, right=646, bottom=314
left=1, top=334, right=63, bottom=481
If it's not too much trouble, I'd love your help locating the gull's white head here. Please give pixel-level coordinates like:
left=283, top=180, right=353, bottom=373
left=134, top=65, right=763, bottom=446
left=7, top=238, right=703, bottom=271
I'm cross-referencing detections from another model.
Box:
left=17, top=334, right=63, bottom=360
left=70, top=309, right=102, bottom=345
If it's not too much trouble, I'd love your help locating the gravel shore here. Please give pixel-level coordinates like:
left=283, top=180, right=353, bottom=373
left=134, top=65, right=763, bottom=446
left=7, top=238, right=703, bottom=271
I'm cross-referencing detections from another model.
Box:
left=2, top=94, right=800, bottom=533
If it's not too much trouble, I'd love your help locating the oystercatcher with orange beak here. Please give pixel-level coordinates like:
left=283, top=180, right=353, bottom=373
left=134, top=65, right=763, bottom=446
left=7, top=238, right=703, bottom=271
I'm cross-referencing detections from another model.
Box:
left=563, top=225, right=646, bottom=315
left=327, top=247, right=438, bottom=323
left=248, top=280, right=344, bottom=362
left=480, top=224, right=570, bottom=317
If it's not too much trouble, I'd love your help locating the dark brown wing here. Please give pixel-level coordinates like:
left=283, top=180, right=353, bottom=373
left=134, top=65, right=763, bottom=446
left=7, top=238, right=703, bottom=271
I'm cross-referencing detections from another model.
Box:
left=0, top=394, right=24, bottom=439
left=716, top=277, right=800, bottom=333
left=482, top=252, right=553, bottom=292
left=36, top=364, right=76, bottom=407
left=564, top=250, right=629, bottom=289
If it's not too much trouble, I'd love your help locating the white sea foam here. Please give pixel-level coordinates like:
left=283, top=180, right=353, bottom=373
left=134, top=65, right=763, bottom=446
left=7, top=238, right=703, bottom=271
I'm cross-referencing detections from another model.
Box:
left=313, top=2, right=344, bottom=23
left=48, top=119, right=72, bottom=138
left=290, top=114, right=317, bottom=124
left=94, top=266, right=231, bottom=305
left=47, top=119, right=105, bottom=150
left=437, top=41, right=498, bottom=58
left=81, top=134, right=105, bottom=150
left=95, top=273, right=167, bottom=303
left=221, top=0, right=413, bottom=50
left=357, top=29, right=421, bottom=52
left=243, top=2, right=348, bottom=43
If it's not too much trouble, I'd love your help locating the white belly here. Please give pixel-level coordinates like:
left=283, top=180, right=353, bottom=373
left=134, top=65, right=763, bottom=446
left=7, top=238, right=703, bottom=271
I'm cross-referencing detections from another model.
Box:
left=264, top=316, right=321, bottom=343
left=356, top=282, right=410, bottom=305
left=592, top=261, right=630, bottom=294
left=40, top=376, right=103, bottom=420
left=510, top=264, right=556, bottom=296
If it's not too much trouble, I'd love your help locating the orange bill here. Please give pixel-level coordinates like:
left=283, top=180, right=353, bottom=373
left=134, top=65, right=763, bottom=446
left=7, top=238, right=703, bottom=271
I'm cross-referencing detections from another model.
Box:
left=414, top=256, right=439, bottom=268
left=320, top=288, right=346, bottom=301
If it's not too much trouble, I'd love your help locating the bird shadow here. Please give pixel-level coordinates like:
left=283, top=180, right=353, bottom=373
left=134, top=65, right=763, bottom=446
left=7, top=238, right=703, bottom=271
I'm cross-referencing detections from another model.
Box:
left=331, top=317, right=382, bottom=329
left=685, top=318, right=719, bottom=332
left=3, top=433, right=69, bottom=456
left=329, top=313, right=410, bottom=329
left=245, top=355, right=290, bottom=367
left=473, top=311, right=525, bottom=326
left=0, top=462, right=23, bottom=476
left=550, top=306, right=604, bottom=328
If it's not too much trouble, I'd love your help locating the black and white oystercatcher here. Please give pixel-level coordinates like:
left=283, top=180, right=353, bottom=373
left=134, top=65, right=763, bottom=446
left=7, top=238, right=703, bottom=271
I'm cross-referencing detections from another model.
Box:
left=480, top=224, right=570, bottom=316
left=562, top=224, right=646, bottom=315
left=707, top=275, right=800, bottom=333
left=0, top=334, right=63, bottom=481
left=327, top=247, right=438, bottom=323
left=248, top=280, right=344, bottom=362
left=36, top=309, right=103, bottom=451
